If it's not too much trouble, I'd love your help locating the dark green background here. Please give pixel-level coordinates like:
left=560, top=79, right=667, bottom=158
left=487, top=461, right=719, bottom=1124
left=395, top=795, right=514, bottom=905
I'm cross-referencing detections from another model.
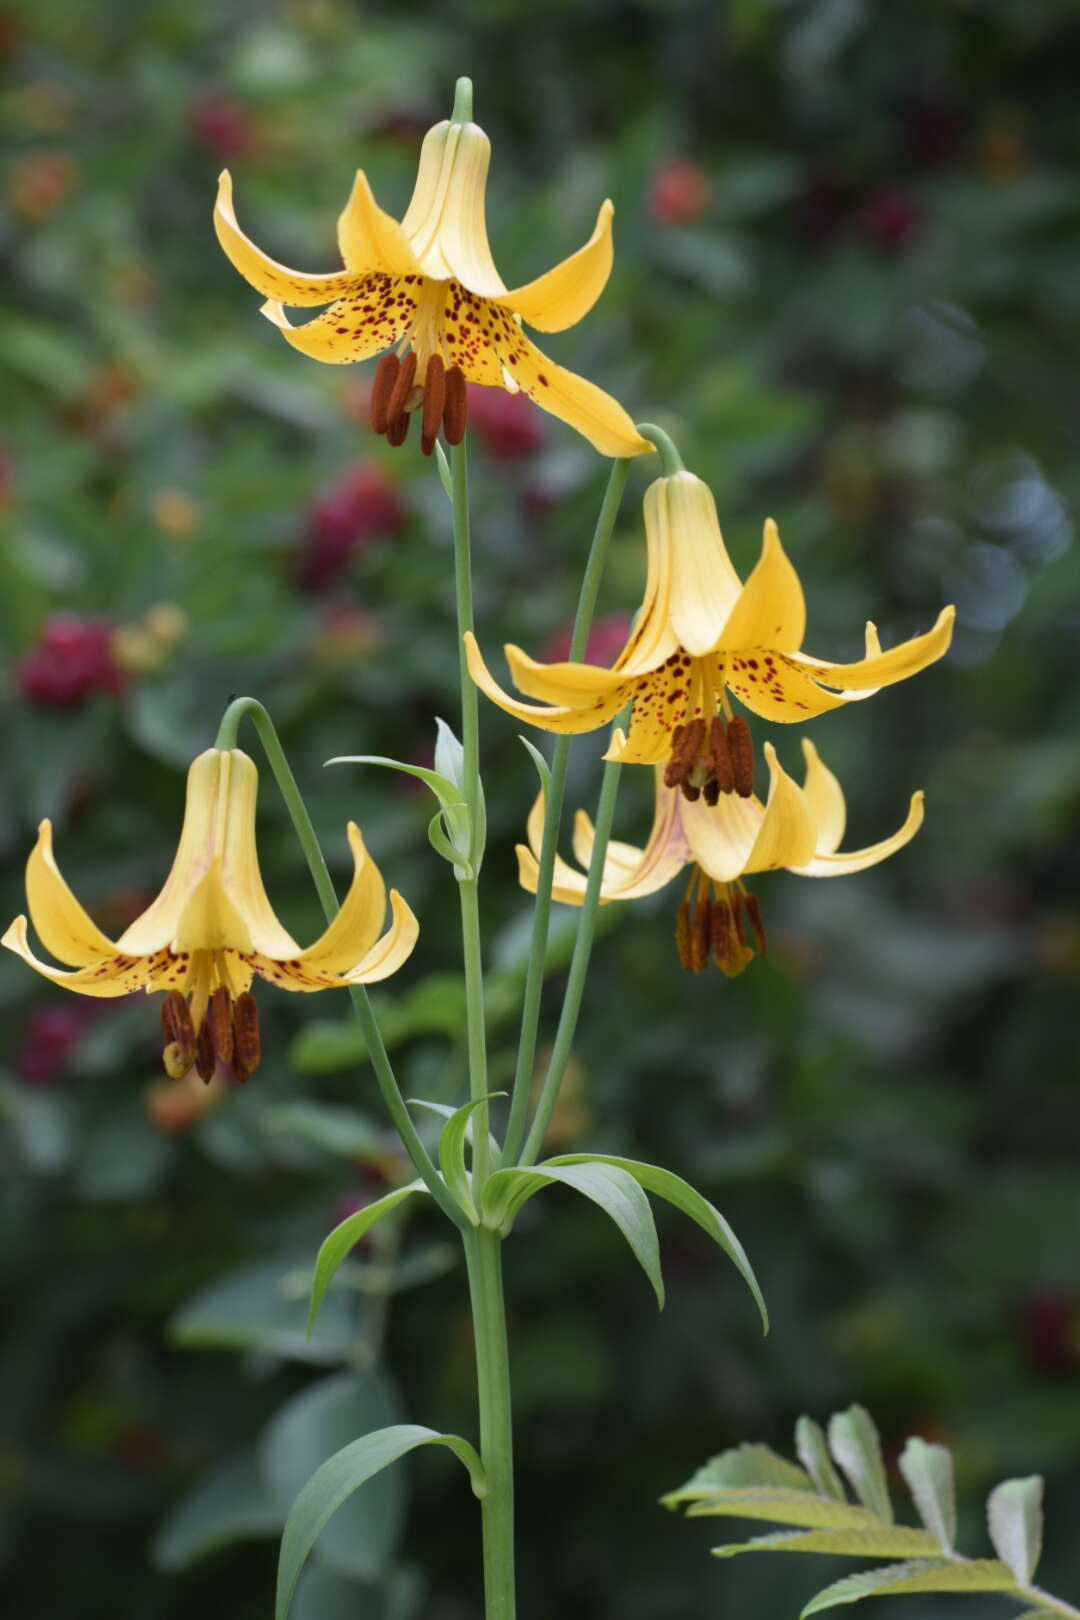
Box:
left=1, top=2, right=1078, bottom=1616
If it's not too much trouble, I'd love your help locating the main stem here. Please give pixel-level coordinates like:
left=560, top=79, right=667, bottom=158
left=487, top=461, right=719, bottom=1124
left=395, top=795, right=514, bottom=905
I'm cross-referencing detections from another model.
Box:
left=463, top=1226, right=515, bottom=1620
left=501, top=457, right=631, bottom=1168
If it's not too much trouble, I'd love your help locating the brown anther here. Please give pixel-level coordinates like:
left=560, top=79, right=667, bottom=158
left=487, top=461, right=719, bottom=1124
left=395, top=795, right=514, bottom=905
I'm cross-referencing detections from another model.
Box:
left=690, top=897, right=712, bottom=973
left=162, top=1040, right=192, bottom=1081
left=207, top=985, right=234, bottom=1066
left=370, top=352, right=401, bottom=435
left=709, top=716, right=735, bottom=795
left=195, top=1017, right=216, bottom=1084
left=385, top=350, right=417, bottom=425
left=420, top=353, right=446, bottom=457
left=703, top=779, right=720, bottom=807
left=664, top=717, right=705, bottom=789
left=232, top=991, right=261, bottom=1083
left=385, top=410, right=410, bottom=447
left=728, top=715, right=754, bottom=798
left=675, top=899, right=693, bottom=971
left=731, top=891, right=746, bottom=946
left=680, top=781, right=701, bottom=801
left=161, top=990, right=196, bottom=1066
left=745, top=893, right=768, bottom=957
left=442, top=364, right=468, bottom=445
left=711, top=900, right=733, bottom=967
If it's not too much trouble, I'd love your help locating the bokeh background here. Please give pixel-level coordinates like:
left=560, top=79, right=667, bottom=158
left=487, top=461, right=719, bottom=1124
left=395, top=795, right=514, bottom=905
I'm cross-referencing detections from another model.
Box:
left=2, top=1, right=1078, bottom=1616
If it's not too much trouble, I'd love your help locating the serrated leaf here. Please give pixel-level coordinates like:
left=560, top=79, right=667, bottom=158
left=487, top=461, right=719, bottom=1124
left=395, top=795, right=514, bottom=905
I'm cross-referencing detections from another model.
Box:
left=801, top=1558, right=1018, bottom=1616
left=275, top=1426, right=484, bottom=1620
left=308, top=1182, right=429, bottom=1336
left=434, top=1094, right=506, bottom=1222
left=899, top=1437, right=956, bottom=1551
left=484, top=1163, right=664, bottom=1308
left=713, top=1525, right=942, bottom=1559
left=988, top=1476, right=1043, bottom=1584
left=828, top=1406, right=893, bottom=1524
left=684, top=1489, right=881, bottom=1530
left=664, top=1446, right=814, bottom=1503
left=544, top=1153, right=767, bottom=1331
left=796, top=1417, right=846, bottom=1501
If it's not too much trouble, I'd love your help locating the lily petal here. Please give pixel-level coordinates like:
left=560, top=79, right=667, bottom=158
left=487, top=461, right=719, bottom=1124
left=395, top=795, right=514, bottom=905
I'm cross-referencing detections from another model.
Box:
left=800, top=738, right=847, bottom=856
left=465, top=633, right=628, bottom=735
left=718, top=519, right=806, bottom=654
left=654, top=474, right=744, bottom=657
left=337, top=170, right=421, bottom=276
left=401, top=120, right=507, bottom=297
left=26, top=820, right=118, bottom=967
left=260, top=279, right=415, bottom=364
left=682, top=743, right=818, bottom=880
left=214, top=171, right=358, bottom=306
left=343, top=889, right=419, bottom=983
left=172, top=861, right=255, bottom=955
left=1, top=915, right=154, bottom=997
left=723, top=649, right=858, bottom=723
left=499, top=201, right=614, bottom=332
left=794, top=791, right=925, bottom=877
left=603, top=658, right=704, bottom=765
left=790, top=605, right=956, bottom=692
left=570, top=778, right=689, bottom=900
left=299, top=823, right=387, bottom=972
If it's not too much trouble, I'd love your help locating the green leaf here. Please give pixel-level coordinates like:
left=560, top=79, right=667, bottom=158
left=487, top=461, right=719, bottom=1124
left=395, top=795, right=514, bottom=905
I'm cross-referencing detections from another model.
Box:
left=664, top=1444, right=814, bottom=1503
left=328, top=753, right=465, bottom=813
left=435, top=1094, right=506, bottom=1222
left=151, top=1452, right=281, bottom=1571
left=308, top=1182, right=429, bottom=1336
left=714, top=1526, right=942, bottom=1560
left=434, top=440, right=453, bottom=501
left=899, top=1437, right=956, bottom=1552
left=518, top=735, right=552, bottom=795
left=987, top=1476, right=1043, bottom=1584
left=275, top=1425, right=484, bottom=1620
left=685, top=1488, right=882, bottom=1530
left=544, top=1153, right=767, bottom=1330
left=796, top=1417, right=846, bottom=1501
left=801, top=1558, right=1018, bottom=1616
left=485, top=1162, right=665, bottom=1308
left=170, top=1259, right=353, bottom=1364
left=433, top=717, right=465, bottom=792
left=828, top=1406, right=893, bottom=1525
left=264, top=1102, right=382, bottom=1160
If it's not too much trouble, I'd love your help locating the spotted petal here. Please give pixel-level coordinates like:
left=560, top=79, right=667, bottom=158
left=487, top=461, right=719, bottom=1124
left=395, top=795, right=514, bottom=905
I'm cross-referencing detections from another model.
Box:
left=214, top=171, right=358, bottom=306
left=465, top=633, right=629, bottom=735
left=260, top=277, right=415, bottom=364
left=1, top=916, right=153, bottom=998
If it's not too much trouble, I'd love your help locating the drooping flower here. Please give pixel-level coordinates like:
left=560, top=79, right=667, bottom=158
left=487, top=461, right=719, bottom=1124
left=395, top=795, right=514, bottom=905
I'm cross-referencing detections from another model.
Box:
left=517, top=735, right=924, bottom=977
left=213, top=79, right=649, bottom=460
left=2, top=749, right=418, bottom=1083
left=466, top=469, right=954, bottom=787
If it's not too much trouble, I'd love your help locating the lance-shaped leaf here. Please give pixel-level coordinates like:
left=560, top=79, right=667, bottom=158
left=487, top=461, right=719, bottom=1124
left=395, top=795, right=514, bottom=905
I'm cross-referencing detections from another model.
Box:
left=899, top=1437, right=956, bottom=1552
left=544, top=1153, right=767, bottom=1330
left=307, top=1182, right=429, bottom=1336
left=796, top=1416, right=846, bottom=1501
left=801, top=1557, right=1018, bottom=1616
left=828, top=1406, right=893, bottom=1524
left=987, top=1477, right=1044, bottom=1585
left=714, top=1526, right=942, bottom=1560
left=664, top=1443, right=814, bottom=1504
left=329, top=738, right=475, bottom=877
left=420, top=1093, right=505, bottom=1224
left=275, top=1426, right=485, bottom=1620
left=483, top=1162, right=664, bottom=1307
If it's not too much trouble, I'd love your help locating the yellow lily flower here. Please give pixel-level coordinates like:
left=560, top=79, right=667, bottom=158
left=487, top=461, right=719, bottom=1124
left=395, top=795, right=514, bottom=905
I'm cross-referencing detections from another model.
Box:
left=517, top=735, right=924, bottom=977
left=466, top=469, right=954, bottom=785
left=213, top=79, right=650, bottom=460
left=2, top=748, right=418, bottom=1082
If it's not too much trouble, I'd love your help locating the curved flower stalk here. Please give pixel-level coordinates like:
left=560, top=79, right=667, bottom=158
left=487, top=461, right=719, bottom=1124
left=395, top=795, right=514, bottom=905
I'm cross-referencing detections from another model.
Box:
left=2, top=748, right=418, bottom=1083
left=466, top=469, right=954, bottom=778
left=517, top=735, right=923, bottom=976
left=214, top=78, right=649, bottom=459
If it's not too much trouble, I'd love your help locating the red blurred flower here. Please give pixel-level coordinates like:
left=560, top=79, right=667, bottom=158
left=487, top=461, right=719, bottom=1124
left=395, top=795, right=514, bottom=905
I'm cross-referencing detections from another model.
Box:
left=296, top=461, right=406, bottom=591
left=17, top=614, right=126, bottom=708
left=543, top=612, right=634, bottom=667
left=189, top=92, right=256, bottom=162
left=793, top=170, right=850, bottom=252
left=861, top=186, right=920, bottom=254
left=466, top=386, right=545, bottom=462
left=16, top=1002, right=100, bottom=1087
left=1015, top=1291, right=1080, bottom=1378
left=649, top=158, right=711, bottom=228
left=6, top=151, right=77, bottom=224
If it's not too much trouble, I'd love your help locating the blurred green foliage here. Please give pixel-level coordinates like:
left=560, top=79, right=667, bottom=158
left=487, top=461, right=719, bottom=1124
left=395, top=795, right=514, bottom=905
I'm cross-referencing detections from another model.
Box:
left=1, top=1, right=1079, bottom=1617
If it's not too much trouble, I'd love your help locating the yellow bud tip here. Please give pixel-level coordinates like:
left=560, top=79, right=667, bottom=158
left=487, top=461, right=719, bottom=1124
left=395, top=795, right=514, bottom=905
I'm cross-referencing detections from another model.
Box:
left=451, top=77, right=474, bottom=124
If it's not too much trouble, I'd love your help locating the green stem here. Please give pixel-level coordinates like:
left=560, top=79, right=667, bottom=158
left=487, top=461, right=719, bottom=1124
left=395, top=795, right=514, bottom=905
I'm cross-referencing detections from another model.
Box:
left=450, top=439, right=491, bottom=1188
left=213, top=697, right=461, bottom=1226
left=1017, top=1587, right=1080, bottom=1620
left=463, top=1226, right=515, bottom=1620
left=636, top=421, right=684, bottom=475
left=501, top=458, right=631, bottom=1167
left=519, top=736, right=626, bottom=1167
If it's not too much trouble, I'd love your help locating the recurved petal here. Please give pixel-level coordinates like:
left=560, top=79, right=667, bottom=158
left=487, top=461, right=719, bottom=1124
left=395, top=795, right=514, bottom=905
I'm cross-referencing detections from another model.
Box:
left=651, top=474, right=743, bottom=657
left=681, top=743, right=818, bottom=880
left=337, top=170, right=421, bottom=275
left=299, top=823, right=387, bottom=972
left=26, top=820, right=119, bottom=967
left=793, top=791, right=925, bottom=877
left=790, top=605, right=956, bottom=692
left=505, top=644, right=629, bottom=703
left=722, top=649, right=851, bottom=722
left=465, top=633, right=627, bottom=735
left=603, top=659, right=703, bottom=766
left=499, top=201, right=614, bottom=333
left=214, top=171, right=358, bottom=306
left=486, top=314, right=652, bottom=458
left=571, top=810, right=649, bottom=880
left=718, top=518, right=806, bottom=654
left=571, top=775, right=690, bottom=900
left=342, top=889, right=419, bottom=983
left=800, top=738, right=846, bottom=855
left=260, top=278, right=414, bottom=364
left=2, top=915, right=153, bottom=997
